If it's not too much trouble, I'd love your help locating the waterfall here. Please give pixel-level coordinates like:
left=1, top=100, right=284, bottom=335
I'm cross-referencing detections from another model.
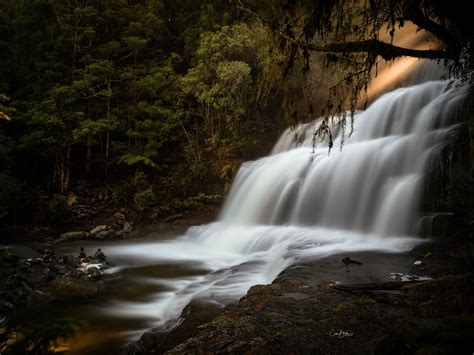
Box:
left=221, top=80, right=466, bottom=235
left=102, top=79, right=467, bottom=336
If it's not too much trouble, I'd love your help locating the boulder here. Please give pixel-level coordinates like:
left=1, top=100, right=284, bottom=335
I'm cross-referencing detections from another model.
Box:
left=90, top=225, right=108, bottom=236
left=1, top=246, right=42, bottom=260
left=123, top=222, right=133, bottom=233
left=55, top=231, right=88, bottom=244
left=95, top=230, right=113, bottom=239
left=114, top=212, right=125, bottom=221
left=86, top=266, right=101, bottom=280
left=90, top=225, right=117, bottom=239
left=49, top=275, right=98, bottom=301
left=61, top=255, right=75, bottom=266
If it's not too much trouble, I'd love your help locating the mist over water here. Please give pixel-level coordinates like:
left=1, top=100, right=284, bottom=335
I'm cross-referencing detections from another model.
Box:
left=88, top=78, right=467, bottom=347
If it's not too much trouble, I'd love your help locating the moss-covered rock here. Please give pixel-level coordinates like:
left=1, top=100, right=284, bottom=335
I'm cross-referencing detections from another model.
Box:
left=48, top=276, right=98, bottom=301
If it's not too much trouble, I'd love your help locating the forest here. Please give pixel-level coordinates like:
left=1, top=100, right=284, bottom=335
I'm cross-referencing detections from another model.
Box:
left=0, top=0, right=303, bottom=227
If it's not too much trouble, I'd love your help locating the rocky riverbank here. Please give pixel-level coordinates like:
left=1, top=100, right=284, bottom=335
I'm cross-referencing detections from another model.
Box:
left=126, top=232, right=474, bottom=354
left=0, top=245, right=114, bottom=353
left=0, top=204, right=220, bottom=246
left=0, top=204, right=220, bottom=353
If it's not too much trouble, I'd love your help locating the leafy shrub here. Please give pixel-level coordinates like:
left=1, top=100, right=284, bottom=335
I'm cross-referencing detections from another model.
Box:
left=48, top=194, right=71, bottom=224
left=169, top=193, right=222, bottom=212
left=133, top=188, right=157, bottom=212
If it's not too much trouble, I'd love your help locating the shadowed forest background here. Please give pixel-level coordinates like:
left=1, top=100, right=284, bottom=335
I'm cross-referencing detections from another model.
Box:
left=0, top=0, right=306, bottom=228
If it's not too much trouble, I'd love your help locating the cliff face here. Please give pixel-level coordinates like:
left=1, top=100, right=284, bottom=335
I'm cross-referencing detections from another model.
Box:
left=421, top=89, right=474, bottom=237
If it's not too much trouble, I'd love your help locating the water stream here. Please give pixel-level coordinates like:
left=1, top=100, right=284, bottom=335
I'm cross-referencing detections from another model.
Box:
left=19, top=78, right=468, bottom=353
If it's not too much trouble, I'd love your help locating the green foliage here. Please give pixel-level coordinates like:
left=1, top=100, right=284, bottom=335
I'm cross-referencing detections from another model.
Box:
left=5, top=319, right=82, bottom=354
left=133, top=188, right=157, bottom=212
left=174, top=193, right=221, bottom=210
left=119, top=147, right=157, bottom=169
left=48, top=193, right=71, bottom=223
left=181, top=21, right=285, bottom=149
left=0, top=130, right=20, bottom=221
left=160, top=193, right=222, bottom=214
left=0, top=94, right=13, bottom=121
left=0, top=172, right=21, bottom=220
left=0, top=0, right=288, bottom=225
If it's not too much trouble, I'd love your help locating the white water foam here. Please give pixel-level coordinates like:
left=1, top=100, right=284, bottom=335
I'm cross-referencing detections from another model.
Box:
left=100, top=80, right=467, bottom=337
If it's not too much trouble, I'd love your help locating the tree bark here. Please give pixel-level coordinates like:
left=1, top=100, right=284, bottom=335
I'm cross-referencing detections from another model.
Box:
left=53, top=143, right=71, bottom=193
left=401, top=0, right=458, bottom=51
left=86, top=136, right=92, bottom=174
left=308, top=40, right=453, bottom=61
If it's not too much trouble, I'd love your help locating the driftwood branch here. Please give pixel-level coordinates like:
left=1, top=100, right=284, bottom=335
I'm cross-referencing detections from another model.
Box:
left=331, top=281, right=422, bottom=291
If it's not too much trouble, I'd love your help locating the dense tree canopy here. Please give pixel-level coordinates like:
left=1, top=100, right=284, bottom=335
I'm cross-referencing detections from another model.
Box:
left=0, top=0, right=300, bottom=225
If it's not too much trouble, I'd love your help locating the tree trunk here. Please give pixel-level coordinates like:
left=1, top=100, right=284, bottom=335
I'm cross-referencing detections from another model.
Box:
left=64, top=143, right=71, bottom=192
left=86, top=136, right=92, bottom=174
left=106, top=80, right=111, bottom=159
left=54, top=144, right=70, bottom=193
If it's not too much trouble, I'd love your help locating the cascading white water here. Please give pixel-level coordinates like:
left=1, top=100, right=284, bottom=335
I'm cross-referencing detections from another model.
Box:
left=222, top=80, right=466, bottom=235
left=99, top=79, right=467, bottom=340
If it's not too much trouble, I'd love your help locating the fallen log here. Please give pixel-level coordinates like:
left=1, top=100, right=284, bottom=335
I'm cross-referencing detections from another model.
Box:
left=331, top=281, right=422, bottom=291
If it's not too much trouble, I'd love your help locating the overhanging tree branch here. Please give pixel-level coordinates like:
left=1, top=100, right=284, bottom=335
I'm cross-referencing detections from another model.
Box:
left=235, top=1, right=454, bottom=63
left=401, top=0, right=459, bottom=51
left=307, top=39, right=453, bottom=61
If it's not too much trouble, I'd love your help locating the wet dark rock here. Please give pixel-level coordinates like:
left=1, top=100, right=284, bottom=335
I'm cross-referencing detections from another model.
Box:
left=55, top=231, right=88, bottom=244
left=13, top=288, right=24, bottom=299
left=56, top=266, right=66, bottom=275
left=86, top=266, right=101, bottom=280
left=26, top=272, right=46, bottom=285
left=1, top=246, right=42, bottom=260
left=93, top=249, right=106, bottom=262
left=123, top=222, right=133, bottom=233
left=70, top=269, right=86, bottom=278
left=0, top=301, right=14, bottom=312
left=280, top=292, right=310, bottom=300
left=29, top=258, right=43, bottom=265
left=112, top=222, right=122, bottom=230
left=19, top=281, right=32, bottom=292
left=342, top=257, right=363, bottom=265
left=61, top=255, right=75, bottom=266
left=124, top=301, right=223, bottom=354
left=162, top=251, right=472, bottom=355
left=49, top=275, right=98, bottom=301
